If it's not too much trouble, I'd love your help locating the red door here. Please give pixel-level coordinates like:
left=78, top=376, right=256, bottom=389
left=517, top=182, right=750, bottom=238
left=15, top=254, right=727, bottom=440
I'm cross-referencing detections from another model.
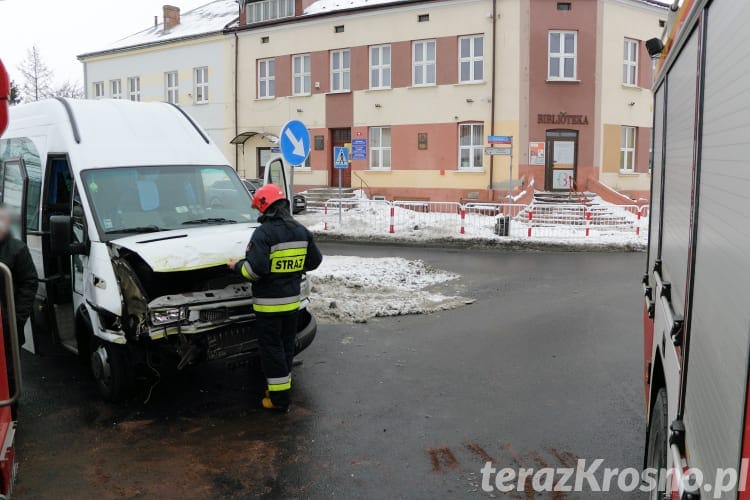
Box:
left=330, top=128, right=351, bottom=188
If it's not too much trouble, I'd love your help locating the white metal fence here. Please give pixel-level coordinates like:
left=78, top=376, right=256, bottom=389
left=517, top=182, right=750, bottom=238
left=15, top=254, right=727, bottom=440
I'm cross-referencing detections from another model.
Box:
left=320, top=199, right=649, bottom=241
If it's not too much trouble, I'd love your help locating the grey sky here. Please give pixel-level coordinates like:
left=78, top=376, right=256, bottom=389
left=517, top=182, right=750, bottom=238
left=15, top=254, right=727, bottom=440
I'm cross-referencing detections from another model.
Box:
left=0, top=0, right=221, bottom=85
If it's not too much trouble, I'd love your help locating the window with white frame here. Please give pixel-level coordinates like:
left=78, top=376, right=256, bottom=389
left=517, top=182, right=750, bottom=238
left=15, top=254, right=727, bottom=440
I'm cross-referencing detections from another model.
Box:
left=459, top=35, right=484, bottom=83
left=258, top=58, right=275, bottom=98
left=620, top=126, right=636, bottom=172
left=548, top=31, right=577, bottom=80
left=369, top=45, right=391, bottom=89
left=194, top=67, right=209, bottom=104
left=458, top=123, right=484, bottom=169
left=110, top=79, right=122, bottom=99
left=412, top=40, right=436, bottom=86
left=165, top=71, right=179, bottom=104
left=292, top=54, right=311, bottom=96
left=331, top=49, right=350, bottom=92
left=369, top=127, right=391, bottom=170
left=623, top=38, right=639, bottom=86
left=127, top=77, right=140, bottom=101
left=246, top=0, right=294, bottom=24
left=93, top=82, right=104, bottom=99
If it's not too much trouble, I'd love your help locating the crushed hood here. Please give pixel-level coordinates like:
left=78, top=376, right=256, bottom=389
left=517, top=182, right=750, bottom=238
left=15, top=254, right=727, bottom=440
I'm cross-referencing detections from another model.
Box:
left=110, top=223, right=256, bottom=272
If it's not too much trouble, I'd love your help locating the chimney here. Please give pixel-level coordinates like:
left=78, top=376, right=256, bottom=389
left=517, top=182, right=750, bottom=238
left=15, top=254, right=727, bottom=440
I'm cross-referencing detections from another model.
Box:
left=163, top=5, right=180, bottom=31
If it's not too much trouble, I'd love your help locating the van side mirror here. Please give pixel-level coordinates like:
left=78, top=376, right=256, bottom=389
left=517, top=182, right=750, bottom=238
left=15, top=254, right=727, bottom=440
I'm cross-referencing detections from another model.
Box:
left=50, top=215, right=87, bottom=255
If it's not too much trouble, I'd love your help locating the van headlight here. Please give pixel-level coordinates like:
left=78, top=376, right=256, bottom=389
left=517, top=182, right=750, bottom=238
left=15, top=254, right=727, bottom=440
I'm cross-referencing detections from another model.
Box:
left=150, top=308, right=186, bottom=325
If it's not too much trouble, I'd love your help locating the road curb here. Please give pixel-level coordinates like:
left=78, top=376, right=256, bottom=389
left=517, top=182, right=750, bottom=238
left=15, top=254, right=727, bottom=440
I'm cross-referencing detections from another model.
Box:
left=311, top=231, right=646, bottom=253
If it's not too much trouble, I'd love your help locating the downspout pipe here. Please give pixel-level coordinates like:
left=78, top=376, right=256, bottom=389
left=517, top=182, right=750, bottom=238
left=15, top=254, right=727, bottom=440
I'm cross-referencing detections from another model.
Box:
left=488, top=0, right=497, bottom=201
left=234, top=30, right=239, bottom=173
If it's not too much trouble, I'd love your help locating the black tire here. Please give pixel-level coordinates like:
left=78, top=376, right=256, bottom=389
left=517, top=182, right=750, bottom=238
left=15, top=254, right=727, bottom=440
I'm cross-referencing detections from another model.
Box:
left=645, top=387, right=668, bottom=500
left=90, top=339, right=134, bottom=402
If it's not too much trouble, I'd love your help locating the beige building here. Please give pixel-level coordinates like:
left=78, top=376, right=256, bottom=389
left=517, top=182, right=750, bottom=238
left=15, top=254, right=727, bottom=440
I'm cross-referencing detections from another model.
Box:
left=80, top=0, right=666, bottom=202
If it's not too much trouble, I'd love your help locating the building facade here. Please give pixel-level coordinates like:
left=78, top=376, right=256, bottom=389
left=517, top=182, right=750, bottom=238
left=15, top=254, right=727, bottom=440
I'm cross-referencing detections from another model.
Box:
left=78, top=3, right=238, bottom=163
left=79, top=0, right=665, bottom=202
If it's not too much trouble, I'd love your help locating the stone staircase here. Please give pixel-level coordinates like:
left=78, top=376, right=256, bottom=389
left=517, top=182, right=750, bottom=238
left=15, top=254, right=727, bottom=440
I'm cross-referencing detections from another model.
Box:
left=300, top=187, right=358, bottom=211
left=516, top=191, right=635, bottom=227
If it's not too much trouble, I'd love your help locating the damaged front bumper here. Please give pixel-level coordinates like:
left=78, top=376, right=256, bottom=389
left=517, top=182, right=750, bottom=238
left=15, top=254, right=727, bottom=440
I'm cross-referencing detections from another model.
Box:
left=144, top=281, right=316, bottom=363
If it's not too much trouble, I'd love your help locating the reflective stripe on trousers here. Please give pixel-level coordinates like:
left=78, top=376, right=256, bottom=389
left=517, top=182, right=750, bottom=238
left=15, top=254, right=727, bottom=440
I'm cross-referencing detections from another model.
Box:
left=253, top=295, right=301, bottom=313
left=267, top=374, right=291, bottom=392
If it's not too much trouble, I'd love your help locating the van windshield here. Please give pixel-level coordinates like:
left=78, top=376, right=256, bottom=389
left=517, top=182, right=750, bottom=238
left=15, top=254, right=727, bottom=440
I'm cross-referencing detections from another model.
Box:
left=81, top=165, right=258, bottom=240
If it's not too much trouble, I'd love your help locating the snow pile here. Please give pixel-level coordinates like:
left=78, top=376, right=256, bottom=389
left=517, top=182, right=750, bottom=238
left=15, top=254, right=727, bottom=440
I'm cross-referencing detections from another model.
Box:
left=307, top=256, right=471, bottom=323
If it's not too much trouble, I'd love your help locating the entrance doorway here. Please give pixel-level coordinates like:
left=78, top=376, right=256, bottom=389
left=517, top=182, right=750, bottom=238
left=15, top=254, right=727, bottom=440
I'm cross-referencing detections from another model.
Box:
left=544, top=130, right=578, bottom=191
left=330, top=128, right=351, bottom=188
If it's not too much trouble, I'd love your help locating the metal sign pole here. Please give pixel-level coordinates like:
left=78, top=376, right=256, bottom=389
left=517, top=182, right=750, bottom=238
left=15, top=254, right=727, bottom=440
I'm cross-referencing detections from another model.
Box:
left=509, top=148, right=513, bottom=201
left=290, top=163, right=296, bottom=213
left=338, top=168, right=343, bottom=225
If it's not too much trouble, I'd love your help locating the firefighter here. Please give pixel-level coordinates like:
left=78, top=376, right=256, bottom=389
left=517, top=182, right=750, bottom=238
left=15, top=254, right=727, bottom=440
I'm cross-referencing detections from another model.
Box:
left=228, top=184, right=322, bottom=412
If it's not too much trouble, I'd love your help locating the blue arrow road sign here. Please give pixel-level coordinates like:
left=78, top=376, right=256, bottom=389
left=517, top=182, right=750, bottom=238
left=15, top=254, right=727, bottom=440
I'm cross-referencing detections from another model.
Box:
left=279, top=120, right=311, bottom=165
left=334, top=146, right=349, bottom=169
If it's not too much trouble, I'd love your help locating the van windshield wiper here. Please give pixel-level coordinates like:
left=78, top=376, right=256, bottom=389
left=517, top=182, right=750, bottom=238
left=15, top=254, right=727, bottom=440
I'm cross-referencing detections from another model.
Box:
left=182, top=218, right=237, bottom=225
left=105, top=225, right=162, bottom=234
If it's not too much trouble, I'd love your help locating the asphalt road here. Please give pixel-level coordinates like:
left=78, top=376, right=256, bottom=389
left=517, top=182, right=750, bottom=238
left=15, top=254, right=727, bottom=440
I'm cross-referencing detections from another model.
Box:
left=14, top=243, right=646, bottom=499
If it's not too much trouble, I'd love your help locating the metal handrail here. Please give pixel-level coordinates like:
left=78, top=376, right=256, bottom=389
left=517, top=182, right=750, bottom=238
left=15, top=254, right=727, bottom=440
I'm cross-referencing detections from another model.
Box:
left=351, top=171, right=373, bottom=199
left=0, top=263, right=21, bottom=407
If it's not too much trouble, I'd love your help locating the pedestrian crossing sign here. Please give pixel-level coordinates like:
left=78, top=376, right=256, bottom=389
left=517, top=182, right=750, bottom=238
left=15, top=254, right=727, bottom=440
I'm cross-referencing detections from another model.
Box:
left=334, top=146, right=349, bottom=169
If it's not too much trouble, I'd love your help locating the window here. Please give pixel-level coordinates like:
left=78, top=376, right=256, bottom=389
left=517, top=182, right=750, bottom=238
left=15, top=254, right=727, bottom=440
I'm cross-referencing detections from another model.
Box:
left=548, top=31, right=577, bottom=80
left=93, top=82, right=104, bottom=99
left=331, top=49, right=350, bottom=92
left=557, top=2, right=571, bottom=10
left=292, top=54, right=311, bottom=96
left=127, top=77, right=140, bottom=101
left=620, top=126, right=636, bottom=172
left=110, top=79, right=122, bottom=99
left=623, top=38, right=639, bottom=86
left=369, top=127, right=391, bottom=170
left=412, top=40, right=436, bottom=86
left=334, top=25, right=345, bottom=33
left=459, top=35, right=484, bottom=83
left=246, top=0, right=294, bottom=24
left=418, top=13, right=429, bottom=22
left=194, top=67, right=208, bottom=104
left=258, top=58, right=275, bottom=98
left=165, top=71, right=179, bottom=104
left=458, top=123, right=484, bottom=169
left=370, top=45, right=391, bottom=89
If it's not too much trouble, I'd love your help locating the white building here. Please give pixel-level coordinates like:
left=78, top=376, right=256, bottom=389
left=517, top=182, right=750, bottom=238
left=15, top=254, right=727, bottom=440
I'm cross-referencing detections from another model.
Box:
left=78, top=2, right=239, bottom=163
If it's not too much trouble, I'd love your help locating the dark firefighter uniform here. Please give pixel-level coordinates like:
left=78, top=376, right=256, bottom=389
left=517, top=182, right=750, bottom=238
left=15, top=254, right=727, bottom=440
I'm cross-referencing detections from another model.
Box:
left=232, top=184, right=322, bottom=411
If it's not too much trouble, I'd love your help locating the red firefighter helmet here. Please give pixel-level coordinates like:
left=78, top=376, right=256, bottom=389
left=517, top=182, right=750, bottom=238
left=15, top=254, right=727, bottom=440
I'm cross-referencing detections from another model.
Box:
left=252, top=183, right=286, bottom=213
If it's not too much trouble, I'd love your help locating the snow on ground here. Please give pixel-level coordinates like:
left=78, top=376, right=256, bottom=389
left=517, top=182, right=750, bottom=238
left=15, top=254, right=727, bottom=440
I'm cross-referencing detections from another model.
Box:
left=297, top=197, right=647, bottom=249
left=307, top=256, right=472, bottom=323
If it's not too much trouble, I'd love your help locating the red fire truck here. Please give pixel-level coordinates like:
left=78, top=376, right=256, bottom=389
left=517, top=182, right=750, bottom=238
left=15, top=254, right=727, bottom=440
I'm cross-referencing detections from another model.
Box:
left=0, top=58, right=23, bottom=497
left=643, top=0, right=750, bottom=498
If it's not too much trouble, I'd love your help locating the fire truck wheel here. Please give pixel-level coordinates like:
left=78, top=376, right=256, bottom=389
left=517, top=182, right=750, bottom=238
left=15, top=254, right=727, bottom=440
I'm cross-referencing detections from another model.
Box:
left=90, top=340, right=134, bottom=402
left=645, top=387, right=668, bottom=499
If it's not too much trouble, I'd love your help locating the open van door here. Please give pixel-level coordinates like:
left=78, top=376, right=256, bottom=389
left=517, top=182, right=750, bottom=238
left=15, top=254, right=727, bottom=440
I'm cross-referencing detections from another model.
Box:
left=263, top=156, right=292, bottom=211
left=0, top=159, right=29, bottom=242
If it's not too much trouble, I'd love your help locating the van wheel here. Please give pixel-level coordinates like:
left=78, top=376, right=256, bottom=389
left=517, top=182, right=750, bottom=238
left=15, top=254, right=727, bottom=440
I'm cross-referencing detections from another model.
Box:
left=645, top=387, right=668, bottom=500
left=90, top=340, right=134, bottom=402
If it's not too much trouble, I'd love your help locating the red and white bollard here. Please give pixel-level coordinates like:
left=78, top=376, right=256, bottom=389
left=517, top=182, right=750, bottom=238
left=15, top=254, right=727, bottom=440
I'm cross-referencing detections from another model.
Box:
left=323, top=205, right=328, bottom=231
left=585, top=209, right=591, bottom=237
left=389, top=206, right=395, bottom=234
left=636, top=208, right=642, bottom=236
left=527, top=210, right=533, bottom=238
left=460, top=209, right=466, bottom=234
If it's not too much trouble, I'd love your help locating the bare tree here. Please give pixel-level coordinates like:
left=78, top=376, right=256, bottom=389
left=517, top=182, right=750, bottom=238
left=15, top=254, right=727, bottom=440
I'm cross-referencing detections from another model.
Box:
left=53, top=80, right=84, bottom=99
left=17, top=45, right=53, bottom=102
left=9, top=81, right=21, bottom=105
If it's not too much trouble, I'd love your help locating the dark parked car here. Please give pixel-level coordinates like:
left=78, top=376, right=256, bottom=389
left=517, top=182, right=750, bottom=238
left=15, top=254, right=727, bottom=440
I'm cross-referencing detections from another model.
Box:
left=243, top=178, right=306, bottom=214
